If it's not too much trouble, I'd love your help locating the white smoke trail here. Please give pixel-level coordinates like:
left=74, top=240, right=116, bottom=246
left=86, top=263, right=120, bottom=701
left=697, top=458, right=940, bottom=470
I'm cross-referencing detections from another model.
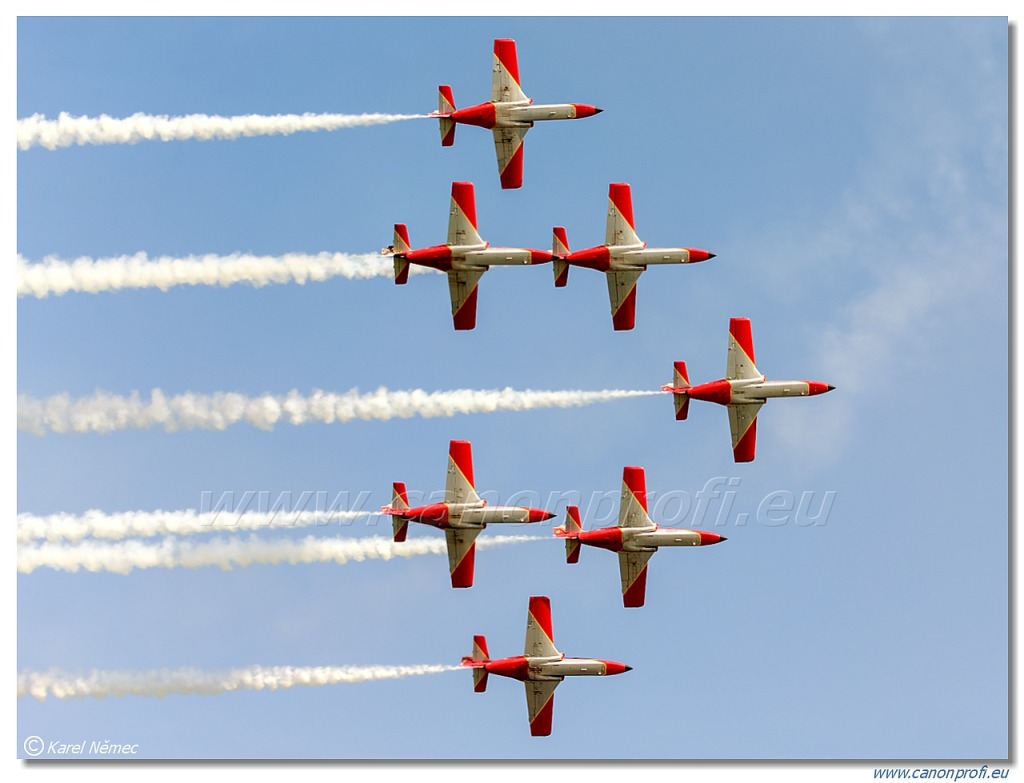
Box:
left=17, top=533, right=540, bottom=575
left=17, top=251, right=437, bottom=298
left=18, top=387, right=661, bottom=436
left=19, top=663, right=461, bottom=701
left=18, top=111, right=426, bottom=151
left=17, top=508, right=381, bottom=544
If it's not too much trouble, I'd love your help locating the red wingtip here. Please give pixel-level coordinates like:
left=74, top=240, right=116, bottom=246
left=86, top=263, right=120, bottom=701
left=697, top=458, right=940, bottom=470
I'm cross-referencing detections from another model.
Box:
left=499, top=141, right=525, bottom=189
left=608, top=183, right=636, bottom=232
left=452, top=284, right=479, bottom=330
left=729, top=317, right=755, bottom=365
left=493, top=39, right=521, bottom=89
left=622, top=466, right=648, bottom=513
left=611, top=284, right=637, bottom=331
left=450, top=541, right=476, bottom=588
left=450, top=182, right=478, bottom=231
left=448, top=440, right=474, bottom=488
left=622, top=566, right=648, bottom=608
left=732, top=417, right=757, bottom=463
left=528, top=596, right=554, bottom=644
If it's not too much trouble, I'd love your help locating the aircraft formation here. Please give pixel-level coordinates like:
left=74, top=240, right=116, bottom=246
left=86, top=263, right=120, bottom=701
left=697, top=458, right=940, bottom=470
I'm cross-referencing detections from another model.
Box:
left=384, top=37, right=833, bottom=735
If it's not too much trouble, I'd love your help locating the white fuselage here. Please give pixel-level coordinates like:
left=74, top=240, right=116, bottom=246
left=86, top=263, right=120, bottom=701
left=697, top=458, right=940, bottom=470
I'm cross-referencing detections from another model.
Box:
left=728, top=377, right=819, bottom=403
left=610, top=243, right=694, bottom=269
left=452, top=243, right=538, bottom=269
left=500, top=102, right=583, bottom=125
left=528, top=655, right=616, bottom=681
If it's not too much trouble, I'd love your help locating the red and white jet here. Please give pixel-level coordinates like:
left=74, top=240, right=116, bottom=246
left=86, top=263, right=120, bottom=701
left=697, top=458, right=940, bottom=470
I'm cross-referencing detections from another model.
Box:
left=552, top=183, right=716, bottom=330
left=461, top=595, right=631, bottom=736
left=429, top=38, right=603, bottom=189
left=554, top=466, right=726, bottom=608
left=381, top=440, right=554, bottom=588
left=391, top=181, right=555, bottom=330
left=662, top=317, right=836, bottom=462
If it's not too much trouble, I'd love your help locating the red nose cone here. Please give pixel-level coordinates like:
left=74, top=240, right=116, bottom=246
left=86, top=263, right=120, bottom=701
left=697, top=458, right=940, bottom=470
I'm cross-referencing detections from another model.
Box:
left=603, top=661, right=631, bottom=676
left=698, top=531, right=727, bottom=545
left=572, top=104, right=602, bottom=118
left=528, top=508, right=556, bottom=523
left=807, top=381, right=835, bottom=396
left=686, top=248, right=715, bottom=263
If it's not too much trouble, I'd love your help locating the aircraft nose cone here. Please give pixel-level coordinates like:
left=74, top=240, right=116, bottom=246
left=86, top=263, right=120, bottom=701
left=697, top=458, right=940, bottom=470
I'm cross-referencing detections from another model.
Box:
left=625, top=665, right=632, bottom=672
left=528, top=508, right=556, bottom=523
left=827, top=384, right=836, bottom=392
left=707, top=252, right=717, bottom=259
left=698, top=531, right=727, bottom=545
left=594, top=107, right=604, bottom=114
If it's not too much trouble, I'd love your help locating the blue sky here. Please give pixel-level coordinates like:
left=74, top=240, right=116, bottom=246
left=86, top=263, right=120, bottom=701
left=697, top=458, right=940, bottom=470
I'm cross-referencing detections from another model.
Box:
left=13, top=15, right=1008, bottom=765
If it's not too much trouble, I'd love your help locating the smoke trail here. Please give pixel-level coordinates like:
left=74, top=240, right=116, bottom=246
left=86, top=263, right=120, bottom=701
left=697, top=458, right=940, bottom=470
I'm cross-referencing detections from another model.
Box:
left=17, top=534, right=540, bottom=575
left=17, top=251, right=437, bottom=298
left=19, top=663, right=461, bottom=701
left=17, top=508, right=381, bottom=544
left=18, top=111, right=426, bottom=151
left=18, top=387, right=661, bottom=436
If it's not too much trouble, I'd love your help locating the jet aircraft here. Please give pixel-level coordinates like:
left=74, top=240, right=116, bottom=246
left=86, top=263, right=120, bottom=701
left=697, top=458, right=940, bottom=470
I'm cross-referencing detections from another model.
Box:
left=429, top=38, right=603, bottom=189
left=381, top=440, right=554, bottom=587
left=552, top=183, right=715, bottom=330
left=554, top=466, right=726, bottom=607
left=461, top=595, right=631, bottom=736
left=391, top=181, right=555, bottom=330
left=662, top=317, right=835, bottom=462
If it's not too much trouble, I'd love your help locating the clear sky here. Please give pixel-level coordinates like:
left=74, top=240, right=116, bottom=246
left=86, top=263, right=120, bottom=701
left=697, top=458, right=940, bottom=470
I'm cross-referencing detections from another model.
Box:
left=13, top=14, right=1009, bottom=766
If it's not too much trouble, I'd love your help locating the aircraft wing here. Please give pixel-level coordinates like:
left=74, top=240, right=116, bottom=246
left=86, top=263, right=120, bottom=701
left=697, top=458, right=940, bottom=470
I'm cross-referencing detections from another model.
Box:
left=605, top=269, right=643, bottom=331
left=492, top=126, right=528, bottom=190
left=524, top=595, right=560, bottom=658
left=605, top=183, right=642, bottom=248
left=728, top=401, right=764, bottom=463
left=444, top=527, right=481, bottom=588
left=445, top=439, right=480, bottom=505
left=446, top=181, right=484, bottom=246
left=618, top=550, right=654, bottom=608
left=618, top=466, right=653, bottom=529
left=447, top=269, right=486, bottom=331
left=726, top=317, right=762, bottom=380
left=491, top=38, right=528, bottom=103
left=524, top=680, right=559, bottom=737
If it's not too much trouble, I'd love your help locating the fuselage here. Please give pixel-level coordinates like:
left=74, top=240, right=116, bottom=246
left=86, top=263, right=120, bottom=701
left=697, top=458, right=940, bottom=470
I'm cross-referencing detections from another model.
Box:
left=564, top=242, right=715, bottom=272
left=446, top=99, right=602, bottom=130
left=576, top=523, right=726, bottom=553
left=398, top=242, right=554, bottom=272
left=393, top=500, right=553, bottom=530
left=680, top=377, right=834, bottom=406
left=482, top=653, right=630, bottom=682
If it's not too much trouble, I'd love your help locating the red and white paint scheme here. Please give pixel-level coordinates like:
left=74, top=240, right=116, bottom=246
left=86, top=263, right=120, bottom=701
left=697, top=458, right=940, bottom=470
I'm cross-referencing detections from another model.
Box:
left=391, top=181, right=555, bottom=330
left=461, top=596, right=631, bottom=736
left=661, top=317, right=836, bottom=463
left=381, top=440, right=554, bottom=588
left=428, top=38, right=602, bottom=189
left=554, top=466, right=727, bottom=608
left=553, top=183, right=716, bottom=330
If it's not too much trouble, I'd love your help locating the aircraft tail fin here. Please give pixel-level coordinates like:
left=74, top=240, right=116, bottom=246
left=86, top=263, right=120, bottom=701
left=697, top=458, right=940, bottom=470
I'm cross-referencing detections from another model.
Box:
left=388, top=482, right=410, bottom=542
left=552, top=226, right=570, bottom=288
left=554, top=505, right=583, bottom=564
left=438, top=85, right=456, bottom=146
left=672, top=361, right=691, bottom=420
left=393, top=224, right=412, bottom=285
left=460, top=634, right=490, bottom=692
